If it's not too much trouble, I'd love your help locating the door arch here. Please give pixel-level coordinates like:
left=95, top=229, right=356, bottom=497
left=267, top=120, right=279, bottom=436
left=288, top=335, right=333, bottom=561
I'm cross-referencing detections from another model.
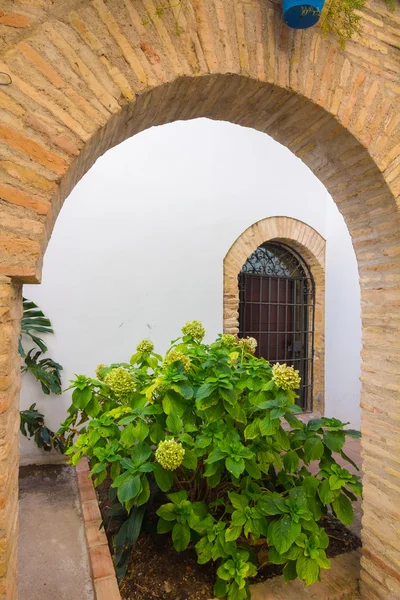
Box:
left=238, top=241, right=315, bottom=411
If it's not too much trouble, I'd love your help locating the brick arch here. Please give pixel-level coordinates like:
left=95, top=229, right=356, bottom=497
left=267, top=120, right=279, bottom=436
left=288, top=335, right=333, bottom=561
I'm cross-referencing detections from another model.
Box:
left=0, top=0, right=399, bottom=598
left=223, top=217, right=326, bottom=413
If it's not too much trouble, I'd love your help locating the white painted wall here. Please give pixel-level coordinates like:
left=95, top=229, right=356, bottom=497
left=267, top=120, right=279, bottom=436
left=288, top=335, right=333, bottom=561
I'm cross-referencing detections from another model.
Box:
left=20, top=118, right=361, bottom=463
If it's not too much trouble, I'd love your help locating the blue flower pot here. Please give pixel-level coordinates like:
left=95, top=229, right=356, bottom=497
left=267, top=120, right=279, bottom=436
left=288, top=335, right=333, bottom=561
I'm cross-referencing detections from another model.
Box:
left=283, top=0, right=325, bottom=29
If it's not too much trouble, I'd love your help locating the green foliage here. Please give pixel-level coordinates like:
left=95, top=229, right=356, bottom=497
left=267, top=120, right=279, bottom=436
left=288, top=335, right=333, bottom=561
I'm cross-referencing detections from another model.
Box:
left=20, top=403, right=65, bottom=453
left=19, top=298, right=64, bottom=452
left=320, top=0, right=396, bottom=48
left=63, top=323, right=362, bottom=598
left=21, top=349, right=63, bottom=395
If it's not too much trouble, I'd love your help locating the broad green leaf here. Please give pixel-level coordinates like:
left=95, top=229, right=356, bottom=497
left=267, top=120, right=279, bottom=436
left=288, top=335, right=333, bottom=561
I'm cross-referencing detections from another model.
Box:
left=259, top=415, right=280, bottom=436
left=304, top=436, right=324, bottom=462
left=283, top=450, right=299, bottom=473
left=162, top=391, right=185, bottom=416
left=166, top=413, right=183, bottom=435
left=150, top=422, right=165, bottom=444
left=72, top=387, right=92, bottom=410
left=296, top=554, right=320, bottom=586
left=156, top=503, right=176, bottom=521
left=117, top=474, right=141, bottom=503
left=270, top=515, right=301, bottom=554
left=303, top=476, right=320, bottom=497
left=195, top=536, right=213, bottom=564
left=154, top=467, right=174, bottom=492
left=226, top=457, right=245, bottom=478
left=258, top=493, right=287, bottom=516
left=182, top=450, right=197, bottom=470
left=228, top=492, right=248, bottom=510
left=244, top=419, right=260, bottom=440
left=168, top=490, right=188, bottom=504
left=172, top=522, right=191, bottom=552
left=332, top=493, right=354, bottom=525
left=213, top=578, right=227, bottom=598
left=283, top=560, right=298, bottom=582
left=196, top=383, right=215, bottom=401
left=136, top=474, right=150, bottom=506
left=225, top=525, right=242, bottom=541
left=157, top=517, right=174, bottom=534
left=318, top=479, right=336, bottom=505
left=245, top=459, right=261, bottom=479
left=323, top=430, right=345, bottom=453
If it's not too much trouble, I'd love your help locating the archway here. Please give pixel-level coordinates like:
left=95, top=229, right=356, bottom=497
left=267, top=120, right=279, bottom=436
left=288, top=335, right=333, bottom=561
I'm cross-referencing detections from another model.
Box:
left=0, top=1, right=399, bottom=597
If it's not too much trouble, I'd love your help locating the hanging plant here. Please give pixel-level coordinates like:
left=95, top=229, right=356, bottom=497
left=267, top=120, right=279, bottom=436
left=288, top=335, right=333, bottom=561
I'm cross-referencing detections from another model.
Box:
left=283, top=0, right=326, bottom=30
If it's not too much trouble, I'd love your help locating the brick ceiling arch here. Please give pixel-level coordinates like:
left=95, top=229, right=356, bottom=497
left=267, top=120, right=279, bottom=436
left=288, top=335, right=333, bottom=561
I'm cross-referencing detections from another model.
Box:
left=0, top=0, right=399, bottom=598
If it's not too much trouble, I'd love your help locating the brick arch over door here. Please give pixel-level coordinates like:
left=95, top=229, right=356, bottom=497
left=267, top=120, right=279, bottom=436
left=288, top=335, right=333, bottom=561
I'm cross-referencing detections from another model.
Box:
left=223, top=217, right=326, bottom=414
left=0, top=0, right=399, bottom=598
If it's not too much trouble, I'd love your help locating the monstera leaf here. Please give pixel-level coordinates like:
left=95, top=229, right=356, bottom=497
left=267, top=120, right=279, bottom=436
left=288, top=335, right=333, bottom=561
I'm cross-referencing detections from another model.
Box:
left=19, top=298, right=54, bottom=357
left=22, top=350, right=63, bottom=395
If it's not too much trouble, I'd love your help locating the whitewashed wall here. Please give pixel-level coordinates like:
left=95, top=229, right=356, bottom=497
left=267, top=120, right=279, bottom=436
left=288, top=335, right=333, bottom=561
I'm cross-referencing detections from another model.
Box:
left=20, top=118, right=361, bottom=463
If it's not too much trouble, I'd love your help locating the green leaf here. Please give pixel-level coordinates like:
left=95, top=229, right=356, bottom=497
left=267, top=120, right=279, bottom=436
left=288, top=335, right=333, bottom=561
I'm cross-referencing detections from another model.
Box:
left=168, top=490, right=188, bottom=504
left=226, top=457, right=245, bottom=479
left=162, top=391, right=185, bottom=416
left=156, top=503, right=176, bottom=521
left=157, top=518, right=174, bottom=534
left=225, top=525, right=242, bottom=541
left=213, top=578, right=227, bottom=598
left=228, top=492, right=248, bottom=510
left=270, top=515, right=301, bottom=554
left=283, top=450, right=299, bottom=473
left=259, top=415, right=280, bottom=436
left=182, top=450, right=197, bottom=470
left=72, top=387, right=92, bottom=410
left=296, top=554, right=320, bottom=586
left=304, top=436, right=324, bottom=462
left=245, top=459, right=261, bottom=479
left=172, top=523, right=191, bottom=552
left=154, top=467, right=174, bottom=492
left=117, top=474, right=141, bottom=503
left=195, top=536, right=214, bottom=564
left=136, top=474, right=150, bottom=506
left=283, top=560, right=298, bottom=582
left=323, top=431, right=345, bottom=453
left=166, top=413, right=183, bottom=435
left=196, top=383, right=215, bottom=401
left=332, top=493, right=354, bottom=525
left=318, top=479, right=336, bottom=505
left=258, top=493, right=287, bottom=516
left=150, top=422, right=165, bottom=444
left=244, top=419, right=260, bottom=440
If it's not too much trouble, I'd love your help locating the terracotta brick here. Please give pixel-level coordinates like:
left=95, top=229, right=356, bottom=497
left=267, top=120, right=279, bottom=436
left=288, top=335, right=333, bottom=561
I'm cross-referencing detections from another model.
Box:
left=89, top=545, right=115, bottom=580
left=0, top=12, right=32, bottom=28
left=85, top=520, right=108, bottom=549
left=81, top=500, right=102, bottom=523
left=94, top=575, right=121, bottom=600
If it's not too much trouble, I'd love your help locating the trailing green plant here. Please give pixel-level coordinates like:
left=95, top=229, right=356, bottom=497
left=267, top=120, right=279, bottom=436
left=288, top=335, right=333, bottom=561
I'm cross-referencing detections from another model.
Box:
left=320, top=0, right=396, bottom=48
left=63, top=322, right=361, bottom=599
left=20, top=403, right=65, bottom=453
left=19, top=298, right=64, bottom=451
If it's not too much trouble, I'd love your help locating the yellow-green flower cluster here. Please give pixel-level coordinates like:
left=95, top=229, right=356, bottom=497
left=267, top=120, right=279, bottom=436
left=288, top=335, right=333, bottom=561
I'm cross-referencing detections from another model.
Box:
left=164, top=349, right=191, bottom=372
left=136, top=339, right=154, bottom=353
left=238, top=336, right=258, bottom=354
left=104, top=367, right=135, bottom=397
left=155, top=440, right=185, bottom=471
left=272, top=363, right=301, bottom=391
left=95, top=364, right=106, bottom=380
left=181, top=320, right=205, bottom=341
left=220, top=334, right=238, bottom=347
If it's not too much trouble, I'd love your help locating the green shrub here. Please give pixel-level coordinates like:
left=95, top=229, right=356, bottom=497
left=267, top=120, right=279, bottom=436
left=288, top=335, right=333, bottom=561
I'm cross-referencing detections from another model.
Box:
left=62, top=323, right=361, bottom=599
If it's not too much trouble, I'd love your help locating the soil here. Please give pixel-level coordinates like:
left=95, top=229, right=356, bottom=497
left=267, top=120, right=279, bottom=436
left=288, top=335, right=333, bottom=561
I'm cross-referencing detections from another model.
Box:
left=96, top=479, right=361, bottom=600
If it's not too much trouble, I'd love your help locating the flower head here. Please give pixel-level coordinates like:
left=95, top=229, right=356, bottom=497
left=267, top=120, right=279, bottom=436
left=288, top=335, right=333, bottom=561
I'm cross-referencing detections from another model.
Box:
left=164, top=349, right=191, bottom=372
left=136, top=339, right=154, bottom=353
left=220, top=334, right=238, bottom=347
left=155, top=439, right=185, bottom=471
left=238, top=336, right=258, bottom=354
left=95, top=364, right=106, bottom=380
left=272, top=363, right=301, bottom=391
left=181, top=320, right=205, bottom=341
left=104, top=367, right=135, bottom=397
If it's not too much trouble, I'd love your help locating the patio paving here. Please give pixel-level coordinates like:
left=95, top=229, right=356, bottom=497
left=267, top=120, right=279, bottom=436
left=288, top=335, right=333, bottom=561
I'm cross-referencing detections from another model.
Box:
left=18, top=464, right=94, bottom=600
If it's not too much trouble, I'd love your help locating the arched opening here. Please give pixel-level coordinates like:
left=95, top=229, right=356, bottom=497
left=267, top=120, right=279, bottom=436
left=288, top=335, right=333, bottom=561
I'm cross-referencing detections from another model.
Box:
left=238, top=242, right=315, bottom=411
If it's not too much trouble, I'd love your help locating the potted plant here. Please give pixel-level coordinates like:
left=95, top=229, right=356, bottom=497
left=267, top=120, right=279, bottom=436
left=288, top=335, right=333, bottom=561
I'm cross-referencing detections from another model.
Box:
left=283, top=0, right=326, bottom=29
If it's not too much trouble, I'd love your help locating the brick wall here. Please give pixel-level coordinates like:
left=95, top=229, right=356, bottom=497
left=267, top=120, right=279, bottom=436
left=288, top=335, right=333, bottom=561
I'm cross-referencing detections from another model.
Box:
left=0, top=0, right=398, bottom=597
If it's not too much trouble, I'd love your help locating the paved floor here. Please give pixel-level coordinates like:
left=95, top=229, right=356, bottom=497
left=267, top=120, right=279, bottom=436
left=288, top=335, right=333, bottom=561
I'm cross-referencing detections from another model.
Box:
left=18, top=464, right=94, bottom=600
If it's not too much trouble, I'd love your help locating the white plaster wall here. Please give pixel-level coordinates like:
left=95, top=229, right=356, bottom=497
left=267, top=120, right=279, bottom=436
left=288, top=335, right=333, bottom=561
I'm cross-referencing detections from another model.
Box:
left=20, top=118, right=361, bottom=462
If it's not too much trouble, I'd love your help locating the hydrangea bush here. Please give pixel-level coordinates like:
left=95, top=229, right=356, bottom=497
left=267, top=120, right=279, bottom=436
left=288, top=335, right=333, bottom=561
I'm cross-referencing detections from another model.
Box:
left=61, top=323, right=361, bottom=599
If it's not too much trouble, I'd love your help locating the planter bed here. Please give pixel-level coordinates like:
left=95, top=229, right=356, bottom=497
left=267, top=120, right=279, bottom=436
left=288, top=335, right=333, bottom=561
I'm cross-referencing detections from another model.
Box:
left=77, top=459, right=361, bottom=600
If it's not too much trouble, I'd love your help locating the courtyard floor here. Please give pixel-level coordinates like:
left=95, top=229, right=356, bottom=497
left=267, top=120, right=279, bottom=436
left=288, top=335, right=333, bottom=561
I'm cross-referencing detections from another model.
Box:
left=18, top=438, right=362, bottom=600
